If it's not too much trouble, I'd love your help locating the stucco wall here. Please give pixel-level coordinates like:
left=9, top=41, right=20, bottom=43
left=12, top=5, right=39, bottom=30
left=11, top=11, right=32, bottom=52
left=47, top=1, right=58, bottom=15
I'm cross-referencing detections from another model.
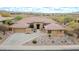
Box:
left=46, top=30, right=64, bottom=37
left=12, top=28, right=32, bottom=33
left=13, top=28, right=26, bottom=33
left=26, top=28, right=32, bottom=33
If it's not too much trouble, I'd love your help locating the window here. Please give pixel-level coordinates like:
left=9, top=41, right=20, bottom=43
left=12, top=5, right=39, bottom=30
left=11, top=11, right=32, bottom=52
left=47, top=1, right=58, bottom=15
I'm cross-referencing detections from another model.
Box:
left=78, top=20, right=79, bottom=23
left=37, top=24, right=40, bottom=29
left=60, top=30, right=62, bottom=32
left=29, top=24, right=34, bottom=28
left=48, top=30, right=51, bottom=34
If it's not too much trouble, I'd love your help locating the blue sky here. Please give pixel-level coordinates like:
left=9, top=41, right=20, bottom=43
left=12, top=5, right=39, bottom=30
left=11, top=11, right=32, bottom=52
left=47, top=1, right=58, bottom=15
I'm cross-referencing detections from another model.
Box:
left=0, top=0, right=79, bottom=13
left=0, top=7, right=79, bottom=13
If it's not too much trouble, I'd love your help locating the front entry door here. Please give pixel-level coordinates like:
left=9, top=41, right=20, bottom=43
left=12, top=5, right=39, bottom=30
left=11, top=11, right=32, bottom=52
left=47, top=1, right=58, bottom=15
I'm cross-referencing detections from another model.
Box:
left=37, top=24, right=40, bottom=29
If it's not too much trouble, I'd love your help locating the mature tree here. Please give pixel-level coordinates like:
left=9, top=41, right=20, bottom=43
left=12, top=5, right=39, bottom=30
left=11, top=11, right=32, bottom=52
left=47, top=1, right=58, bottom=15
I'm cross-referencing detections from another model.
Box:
left=64, top=16, right=73, bottom=24
left=68, top=21, right=78, bottom=28
left=2, top=19, right=14, bottom=25
left=57, top=16, right=64, bottom=24
left=65, top=20, right=79, bottom=37
left=0, top=25, right=9, bottom=35
left=56, top=16, right=74, bottom=24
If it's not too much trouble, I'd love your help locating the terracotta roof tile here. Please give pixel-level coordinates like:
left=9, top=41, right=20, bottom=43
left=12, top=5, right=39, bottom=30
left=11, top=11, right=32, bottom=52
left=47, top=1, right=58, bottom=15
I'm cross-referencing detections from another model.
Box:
left=10, top=23, right=29, bottom=28
left=17, top=16, right=57, bottom=24
left=45, top=23, right=65, bottom=30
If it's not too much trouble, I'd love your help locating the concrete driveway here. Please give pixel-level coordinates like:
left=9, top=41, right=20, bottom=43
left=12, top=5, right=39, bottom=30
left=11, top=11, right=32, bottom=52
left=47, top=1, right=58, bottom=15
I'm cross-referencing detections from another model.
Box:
left=1, top=32, right=40, bottom=46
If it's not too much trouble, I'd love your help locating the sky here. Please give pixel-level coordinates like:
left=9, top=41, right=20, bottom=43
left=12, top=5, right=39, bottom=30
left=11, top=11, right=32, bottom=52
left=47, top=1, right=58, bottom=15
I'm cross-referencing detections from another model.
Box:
left=0, top=0, right=79, bottom=7
left=0, top=0, right=79, bottom=13
left=0, top=7, right=79, bottom=13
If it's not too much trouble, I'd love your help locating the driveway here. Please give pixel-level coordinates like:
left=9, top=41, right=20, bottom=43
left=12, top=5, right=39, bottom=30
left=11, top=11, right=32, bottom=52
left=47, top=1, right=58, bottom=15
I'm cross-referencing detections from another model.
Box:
left=1, top=32, right=40, bottom=46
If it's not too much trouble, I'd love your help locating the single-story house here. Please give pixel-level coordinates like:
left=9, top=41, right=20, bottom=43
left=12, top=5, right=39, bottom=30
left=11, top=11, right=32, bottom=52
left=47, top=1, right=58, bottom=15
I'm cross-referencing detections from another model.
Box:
left=10, top=16, right=65, bottom=37
left=74, top=18, right=79, bottom=23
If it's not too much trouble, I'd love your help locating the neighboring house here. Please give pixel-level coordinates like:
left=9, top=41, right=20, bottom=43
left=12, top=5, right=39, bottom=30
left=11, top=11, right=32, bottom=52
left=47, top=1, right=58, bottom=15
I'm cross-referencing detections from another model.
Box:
left=10, top=16, right=65, bottom=37
left=74, top=18, right=79, bottom=23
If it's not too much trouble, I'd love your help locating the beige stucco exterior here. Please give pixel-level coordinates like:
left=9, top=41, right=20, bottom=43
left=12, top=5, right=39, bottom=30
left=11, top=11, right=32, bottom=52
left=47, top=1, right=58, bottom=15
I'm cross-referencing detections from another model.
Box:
left=74, top=18, right=79, bottom=23
left=12, top=28, right=26, bottom=33
left=25, top=28, right=32, bottom=33
left=12, top=28, right=32, bottom=33
left=46, top=30, right=64, bottom=37
left=11, top=22, right=65, bottom=37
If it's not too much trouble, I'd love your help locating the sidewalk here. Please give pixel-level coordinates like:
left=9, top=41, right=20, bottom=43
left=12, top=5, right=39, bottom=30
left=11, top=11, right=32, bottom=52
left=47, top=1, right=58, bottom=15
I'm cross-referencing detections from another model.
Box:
left=0, top=45, right=79, bottom=50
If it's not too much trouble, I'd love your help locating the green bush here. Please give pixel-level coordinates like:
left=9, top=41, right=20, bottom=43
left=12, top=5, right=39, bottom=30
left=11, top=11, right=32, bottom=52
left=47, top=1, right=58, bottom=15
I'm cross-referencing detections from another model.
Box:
left=68, top=21, right=77, bottom=28
left=15, top=16, right=23, bottom=21
left=48, top=34, right=51, bottom=37
left=32, top=40, right=37, bottom=44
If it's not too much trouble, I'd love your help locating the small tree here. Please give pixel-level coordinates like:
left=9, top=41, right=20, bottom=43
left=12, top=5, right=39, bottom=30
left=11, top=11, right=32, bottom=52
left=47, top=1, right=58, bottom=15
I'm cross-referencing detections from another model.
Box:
left=15, top=16, right=23, bottom=21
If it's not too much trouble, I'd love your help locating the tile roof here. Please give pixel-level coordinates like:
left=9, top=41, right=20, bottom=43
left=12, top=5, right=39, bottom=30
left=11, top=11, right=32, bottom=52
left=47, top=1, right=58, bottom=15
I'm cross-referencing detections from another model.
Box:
left=45, top=23, right=65, bottom=30
left=10, top=16, right=57, bottom=28
left=10, top=23, right=29, bottom=28
left=10, top=16, right=64, bottom=30
left=17, top=16, right=57, bottom=24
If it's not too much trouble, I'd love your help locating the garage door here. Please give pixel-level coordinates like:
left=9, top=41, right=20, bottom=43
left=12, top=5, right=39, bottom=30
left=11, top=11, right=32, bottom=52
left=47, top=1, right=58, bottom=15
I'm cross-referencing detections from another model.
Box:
left=13, top=28, right=26, bottom=33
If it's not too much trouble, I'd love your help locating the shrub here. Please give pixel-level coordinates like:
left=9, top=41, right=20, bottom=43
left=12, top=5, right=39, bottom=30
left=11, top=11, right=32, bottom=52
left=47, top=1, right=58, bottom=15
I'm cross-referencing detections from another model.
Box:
left=15, top=16, right=23, bottom=21
left=3, top=20, right=13, bottom=25
left=0, top=37, right=2, bottom=40
left=48, top=34, right=51, bottom=37
left=32, top=40, right=37, bottom=44
left=0, top=25, right=9, bottom=35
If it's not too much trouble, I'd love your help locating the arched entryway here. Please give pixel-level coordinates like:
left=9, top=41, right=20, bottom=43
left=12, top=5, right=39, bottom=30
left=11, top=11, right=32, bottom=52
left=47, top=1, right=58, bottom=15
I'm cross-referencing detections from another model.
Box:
left=37, top=24, right=40, bottom=29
